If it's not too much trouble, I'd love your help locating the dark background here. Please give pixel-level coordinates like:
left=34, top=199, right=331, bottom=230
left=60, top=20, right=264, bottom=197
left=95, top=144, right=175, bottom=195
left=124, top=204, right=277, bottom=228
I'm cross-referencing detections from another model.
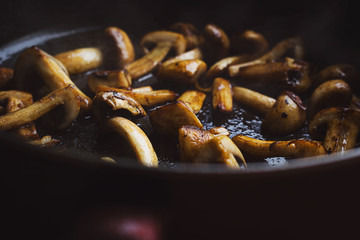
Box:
left=1, top=0, right=360, bottom=239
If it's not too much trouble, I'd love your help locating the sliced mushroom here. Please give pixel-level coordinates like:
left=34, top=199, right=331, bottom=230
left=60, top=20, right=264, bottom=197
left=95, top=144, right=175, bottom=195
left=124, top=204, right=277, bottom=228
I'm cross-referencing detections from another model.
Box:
left=307, top=79, right=352, bottom=120
left=169, top=22, right=201, bottom=50
left=178, top=125, right=244, bottom=168
left=195, top=135, right=245, bottom=168
left=54, top=48, right=103, bottom=75
left=108, top=117, right=158, bottom=167
left=201, top=24, right=230, bottom=63
left=177, top=90, right=206, bottom=113
left=157, top=59, right=207, bottom=87
left=232, top=135, right=326, bottom=158
left=126, top=31, right=186, bottom=79
left=96, top=85, right=178, bottom=107
left=88, top=70, right=132, bottom=93
left=149, top=101, right=203, bottom=136
left=230, top=58, right=312, bottom=93
left=13, top=46, right=92, bottom=111
left=308, top=107, right=360, bottom=153
left=0, top=85, right=81, bottom=130
left=228, top=37, right=304, bottom=77
left=0, top=67, right=14, bottom=89
left=233, top=87, right=306, bottom=136
left=212, top=77, right=233, bottom=113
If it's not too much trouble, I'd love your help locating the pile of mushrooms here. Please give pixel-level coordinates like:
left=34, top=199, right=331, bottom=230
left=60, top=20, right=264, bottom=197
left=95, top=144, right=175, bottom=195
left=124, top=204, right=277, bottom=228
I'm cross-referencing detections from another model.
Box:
left=0, top=22, right=359, bottom=169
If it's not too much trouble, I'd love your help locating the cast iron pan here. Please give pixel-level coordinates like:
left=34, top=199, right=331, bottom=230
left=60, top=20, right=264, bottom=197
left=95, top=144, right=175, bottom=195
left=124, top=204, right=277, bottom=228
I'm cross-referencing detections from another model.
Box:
left=2, top=0, right=360, bottom=239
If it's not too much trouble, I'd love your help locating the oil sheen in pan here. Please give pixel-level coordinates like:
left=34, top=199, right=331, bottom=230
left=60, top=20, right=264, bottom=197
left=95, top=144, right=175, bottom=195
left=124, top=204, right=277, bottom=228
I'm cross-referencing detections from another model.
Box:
left=0, top=27, right=311, bottom=168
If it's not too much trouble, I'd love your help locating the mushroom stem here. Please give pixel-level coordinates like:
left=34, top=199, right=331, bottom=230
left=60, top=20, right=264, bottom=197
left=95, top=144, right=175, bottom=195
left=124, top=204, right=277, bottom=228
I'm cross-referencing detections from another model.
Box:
left=108, top=117, right=158, bottom=167
left=0, top=85, right=80, bottom=130
left=233, top=86, right=275, bottom=115
left=54, top=48, right=103, bottom=75
left=126, top=31, right=186, bottom=79
left=232, top=135, right=326, bottom=158
left=212, top=77, right=233, bottom=113
left=177, top=90, right=206, bottom=113
left=14, top=46, right=92, bottom=111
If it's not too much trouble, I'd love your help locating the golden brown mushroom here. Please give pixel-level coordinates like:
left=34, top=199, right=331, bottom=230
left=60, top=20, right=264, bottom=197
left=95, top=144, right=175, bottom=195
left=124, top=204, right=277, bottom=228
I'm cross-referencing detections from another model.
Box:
left=232, top=135, right=326, bottom=158
left=212, top=77, right=233, bottom=113
left=0, top=85, right=81, bottom=130
left=88, top=70, right=132, bottom=93
left=126, top=31, right=186, bottom=79
left=13, top=46, right=92, bottom=111
left=177, top=90, right=206, bottom=113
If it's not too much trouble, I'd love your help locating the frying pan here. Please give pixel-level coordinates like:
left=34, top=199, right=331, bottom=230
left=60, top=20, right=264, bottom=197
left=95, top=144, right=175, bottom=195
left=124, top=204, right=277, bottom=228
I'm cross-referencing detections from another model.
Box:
left=2, top=0, right=360, bottom=239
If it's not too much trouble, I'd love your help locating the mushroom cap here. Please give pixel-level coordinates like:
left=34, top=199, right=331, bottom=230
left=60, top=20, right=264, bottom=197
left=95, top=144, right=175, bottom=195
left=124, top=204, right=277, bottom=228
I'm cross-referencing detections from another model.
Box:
left=141, top=30, right=186, bottom=55
left=104, top=26, right=135, bottom=68
left=261, top=91, right=306, bottom=136
left=230, top=30, right=269, bottom=56
left=201, top=24, right=230, bottom=62
left=169, top=22, right=200, bottom=50
left=308, top=107, right=360, bottom=139
left=307, top=79, right=352, bottom=120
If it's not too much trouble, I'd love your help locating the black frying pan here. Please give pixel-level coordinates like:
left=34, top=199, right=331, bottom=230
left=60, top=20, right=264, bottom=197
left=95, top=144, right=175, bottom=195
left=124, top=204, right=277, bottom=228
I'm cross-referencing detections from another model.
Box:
left=2, top=0, right=360, bottom=239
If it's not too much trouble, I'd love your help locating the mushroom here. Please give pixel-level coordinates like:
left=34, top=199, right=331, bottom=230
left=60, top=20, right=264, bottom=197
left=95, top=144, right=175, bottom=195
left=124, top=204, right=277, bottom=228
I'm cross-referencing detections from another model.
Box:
left=228, top=37, right=304, bottom=77
left=230, top=30, right=269, bottom=56
left=232, top=135, right=326, bottom=158
left=0, top=67, right=14, bottom=89
left=230, top=57, right=312, bottom=93
left=233, top=87, right=306, bottom=136
left=212, top=77, right=233, bottom=113
left=107, top=117, right=158, bottom=167
left=161, top=48, right=203, bottom=67
left=126, top=31, right=186, bottom=79
left=178, top=125, right=245, bottom=168
left=149, top=101, right=203, bottom=136
left=308, top=107, right=360, bottom=153
left=96, top=85, right=178, bottom=108
left=177, top=90, right=206, bottom=113
left=314, top=64, right=359, bottom=93
left=88, top=70, right=132, bottom=93
left=169, top=22, right=201, bottom=50
left=104, top=26, right=135, bottom=69
left=201, top=24, right=230, bottom=63
left=0, top=85, right=81, bottom=130
left=307, top=79, right=352, bottom=120
left=13, top=46, right=92, bottom=111
left=157, top=59, right=207, bottom=87
left=92, top=91, right=157, bottom=167
left=195, top=135, right=245, bottom=168
left=54, top=48, right=103, bottom=75
left=54, top=26, right=135, bottom=74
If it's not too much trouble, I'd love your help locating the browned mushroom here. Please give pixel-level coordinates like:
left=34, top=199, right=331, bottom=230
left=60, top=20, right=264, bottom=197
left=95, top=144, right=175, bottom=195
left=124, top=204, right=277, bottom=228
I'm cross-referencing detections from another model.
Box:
left=169, top=22, right=201, bottom=50
left=157, top=59, right=207, bottom=87
left=96, top=85, right=178, bottom=108
left=308, top=107, right=360, bottom=153
left=230, top=58, right=312, bottom=93
left=228, top=37, right=304, bottom=77
left=161, top=48, right=203, bottom=67
left=233, top=87, right=306, bottom=136
left=126, top=31, right=186, bottom=79
left=177, top=90, right=206, bottom=114
left=149, top=101, right=203, bottom=136
left=0, top=85, right=81, bottom=130
left=88, top=70, right=132, bottom=93
left=232, top=135, right=326, bottom=158
left=178, top=125, right=245, bottom=168
left=212, top=77, right=233, bottom=113
left=201, top=24, right=230, bottom=63
left=13, top=46, right=92, bottom=111
left=307, top=79, right=352, bottom=120
left=0, top=67, right=14, bottom=89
